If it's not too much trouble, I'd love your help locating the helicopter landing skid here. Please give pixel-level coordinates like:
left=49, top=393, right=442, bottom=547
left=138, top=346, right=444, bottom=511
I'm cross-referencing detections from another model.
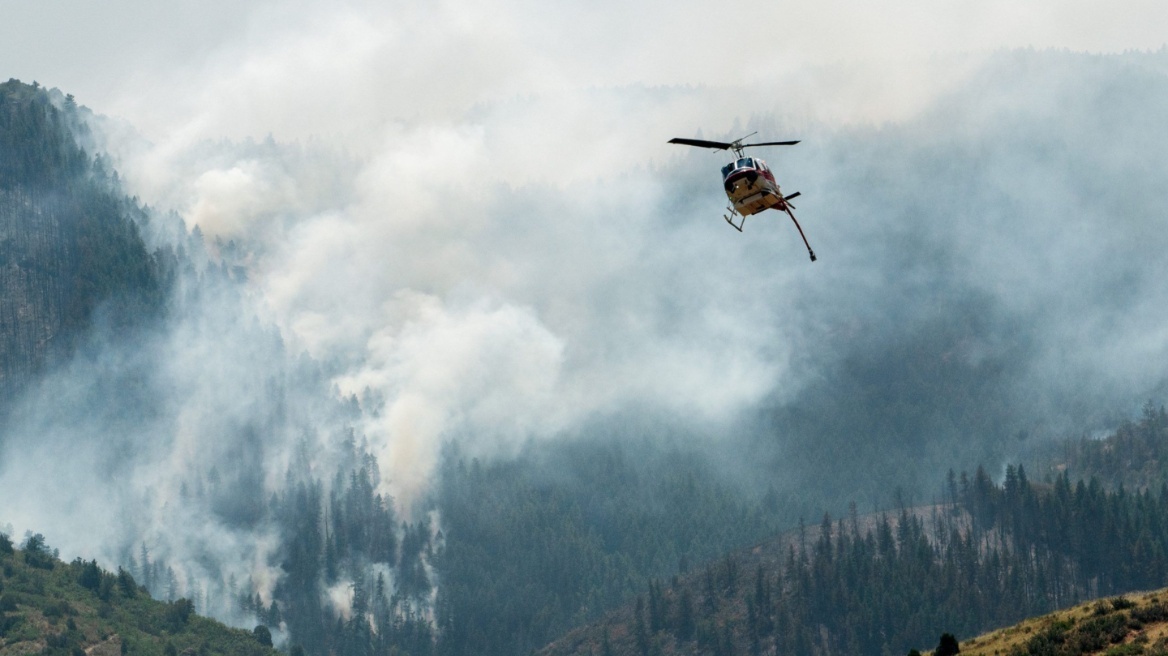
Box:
left=723, top=207, right=745, bottom=232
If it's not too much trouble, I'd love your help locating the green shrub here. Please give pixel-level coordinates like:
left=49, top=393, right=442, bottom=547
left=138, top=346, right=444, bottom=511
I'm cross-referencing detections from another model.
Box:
left=166, top=598, right=195, bottom=631
left=22, top=534, right=55, bottom=570
left=77, top=560, right=103, bottom=592
left=1133, top=603, right=1168, bottom=624
left=253, top=625, right=272, bottom=647
left=1114, top=597, right=1138, bottom=611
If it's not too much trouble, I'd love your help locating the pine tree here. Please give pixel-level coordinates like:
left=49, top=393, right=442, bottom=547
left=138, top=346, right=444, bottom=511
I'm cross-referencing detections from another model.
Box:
left=676, top=588, right=695, bottom=642
left=634, top=596, right=650, bottom=656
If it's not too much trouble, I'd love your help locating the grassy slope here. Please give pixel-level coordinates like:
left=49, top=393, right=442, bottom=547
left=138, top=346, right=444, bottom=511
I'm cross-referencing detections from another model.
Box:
left=952, top=589, right=1168, bottom=656
left=0, top=543, right=277, bottom=656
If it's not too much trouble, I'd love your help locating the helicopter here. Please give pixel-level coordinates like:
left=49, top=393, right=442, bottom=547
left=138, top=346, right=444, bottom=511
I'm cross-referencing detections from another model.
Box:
left=669, top=132, right=816, bottom=262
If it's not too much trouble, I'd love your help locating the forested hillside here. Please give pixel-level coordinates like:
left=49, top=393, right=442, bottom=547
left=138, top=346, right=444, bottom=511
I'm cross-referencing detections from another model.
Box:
left=541, top=407, right=1168, bottom=656
left=434, top=440, right=789, bottom=655
left=0, top=79, right=165, bottom=404
left=0, top=532, right=277, bottom=656
left=1043, top=402, right=1168, bottom=492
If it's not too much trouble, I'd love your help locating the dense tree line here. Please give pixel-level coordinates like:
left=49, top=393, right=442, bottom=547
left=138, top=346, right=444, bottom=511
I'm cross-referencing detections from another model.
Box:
left=1, top=79, right=169, bottom=404
left=1047, top=402, right=1168, bottom=493
left=432, top=439, right=786, bottom=656
left=0, top=79, right=89, bottom=191
left=269, top=441, right=437, bottom=656
left=589, top=506, right=1066, bottom=656
left=555, top=441, right=1168, bottom=656
left=127, top=437, right=437, bottom=656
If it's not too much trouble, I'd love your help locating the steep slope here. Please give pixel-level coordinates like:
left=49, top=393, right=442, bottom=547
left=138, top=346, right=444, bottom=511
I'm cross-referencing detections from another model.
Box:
left=0, top=533, right=277, bottom=656
left=0, top=80, right=441, bottom=656
left=0, top=79, right=163, bottom=404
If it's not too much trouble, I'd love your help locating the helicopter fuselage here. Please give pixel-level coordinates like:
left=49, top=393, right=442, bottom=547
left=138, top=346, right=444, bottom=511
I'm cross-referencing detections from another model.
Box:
left=721, top=156, right=788, bottom=217
left=667, top=133, right=815, bottom=261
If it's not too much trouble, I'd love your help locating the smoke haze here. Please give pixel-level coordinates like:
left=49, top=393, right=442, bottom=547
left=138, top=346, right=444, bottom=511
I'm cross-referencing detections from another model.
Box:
left=1, top=0, right=1167, bottom=635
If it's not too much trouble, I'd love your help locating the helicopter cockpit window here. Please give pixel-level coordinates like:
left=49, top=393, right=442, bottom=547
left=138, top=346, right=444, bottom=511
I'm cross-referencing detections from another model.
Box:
left=737, top=158, right=753, bottom=169
left=721, top=162, right=735, bottom=177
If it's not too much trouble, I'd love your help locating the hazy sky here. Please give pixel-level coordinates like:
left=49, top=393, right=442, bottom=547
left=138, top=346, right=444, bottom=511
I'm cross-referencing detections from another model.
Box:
left=2, top=0, right=1165, bottom=143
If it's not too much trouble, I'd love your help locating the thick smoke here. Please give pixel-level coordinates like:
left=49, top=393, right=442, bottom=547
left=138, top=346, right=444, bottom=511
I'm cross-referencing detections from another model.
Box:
left=0, top=225, right=339, bottom=621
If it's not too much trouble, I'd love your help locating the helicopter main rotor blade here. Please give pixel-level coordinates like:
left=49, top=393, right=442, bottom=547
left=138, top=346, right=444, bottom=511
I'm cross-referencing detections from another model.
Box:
left=741, top=140, right=801, bottom=147
left=668, top=138, right=734, bottom=150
